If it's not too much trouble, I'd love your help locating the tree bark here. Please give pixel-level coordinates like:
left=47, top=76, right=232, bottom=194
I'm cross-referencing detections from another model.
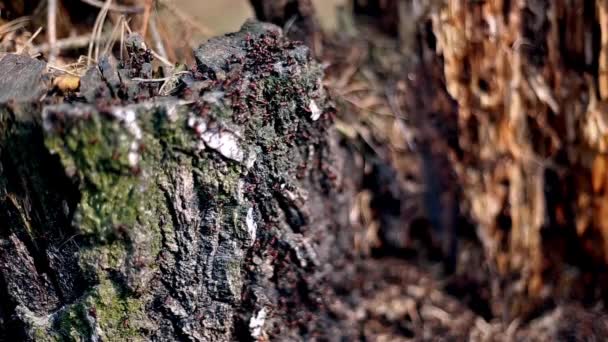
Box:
left=0, top=20, right=351, bottom=341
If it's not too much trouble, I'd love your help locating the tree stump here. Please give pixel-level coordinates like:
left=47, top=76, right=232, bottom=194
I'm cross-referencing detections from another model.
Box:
left=0, top=20, right=350, bottom=341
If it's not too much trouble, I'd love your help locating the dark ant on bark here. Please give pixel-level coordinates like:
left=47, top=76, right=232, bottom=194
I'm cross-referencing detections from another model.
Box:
left=132, top=255, right=147, bottom=268
left=130, top=165, right=142, bottom=176
left=115, top=224, right=130, bottom=239
left=269, top=236, right=277, bottom=246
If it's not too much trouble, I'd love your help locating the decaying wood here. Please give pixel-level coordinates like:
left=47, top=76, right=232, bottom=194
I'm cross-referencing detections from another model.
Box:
left=321, top=0, right=608, bottom=339
left=428, top=0, right=608, bottom=318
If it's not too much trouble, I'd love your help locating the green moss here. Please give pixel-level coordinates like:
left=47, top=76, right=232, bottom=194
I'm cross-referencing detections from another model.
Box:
left=45, top=114, right=134, bottom=178
left=210, top=103, right=233, bottom=120
left=45, top=112, right=143, bottom=241
left=52, top=277, right=145, bottom=341
left=86, top=277, right=145, bottom=340
left=150, top=109, right=191, bottom=150
left=136, top=184, right=166, bottom=258
left=52, top=302, right=92, bottom=341
left=79, top=240, right=128, bottom=274
left=75, top=177, right=141, bottom=239
left=42, top=108, right=168, bottom=341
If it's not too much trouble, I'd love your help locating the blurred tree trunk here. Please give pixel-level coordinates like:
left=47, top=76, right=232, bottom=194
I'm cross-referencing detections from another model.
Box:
left=429, top=0, right=608, bottom=318
left=329, top=0, right=608, bottom=321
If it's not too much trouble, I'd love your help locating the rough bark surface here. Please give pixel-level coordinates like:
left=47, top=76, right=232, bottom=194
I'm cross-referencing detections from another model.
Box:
left=0, top=20, right=347, bottom=341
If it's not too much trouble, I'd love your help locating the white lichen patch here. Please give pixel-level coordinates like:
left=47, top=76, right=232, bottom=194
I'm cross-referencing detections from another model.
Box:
left=245, top=150, right=257, bottom=168
left=127, top=151, right=140, bottom=167
left=188, top=113, right=257, bottom=168
left=165, top=102, right=180, bottom=122
left=309, top=99, right=322, bottom=121
left=188, top=116, right=208, bottom=134
left=237, top=180, right=245, bottom=202
left=202, top=91, right=225, bottom=104
left=42, top=105, right=144, bottom=168
left=112, top=108, right=142, bottom=140
left=246, top=207, right=257, bottom=246
left=201, top=129, right=244, bottom=162
left=112, top=107, right=143, bottom=167
left=249, top=307, right=267, bottom=341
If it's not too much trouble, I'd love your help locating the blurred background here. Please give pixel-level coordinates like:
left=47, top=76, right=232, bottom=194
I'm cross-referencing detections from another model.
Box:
left=174, top=0, right=346, bottom=35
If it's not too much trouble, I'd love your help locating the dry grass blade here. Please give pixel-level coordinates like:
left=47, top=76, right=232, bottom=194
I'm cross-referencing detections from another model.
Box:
left=131, top=70, right=189, bottom=83
left=121, top=18, right=171, bottom=66
left=47, top=64, right=82, bottom=77
left=149, top=48, right=173, bottom=67
left=149, top=15, right=168, bottom=61
left=141, top=0, right=154, bottom=37
left=17, top=26, right=43, bottom=55
left=120, top=19, right=126, bottom=61
left=103, top=15, right=125, bottom=57
left=30, top=34, right=110, bottom=55
left=0, top=17, right=30, bottom=38
left=87, top=0, right=112, bottom=66
left=80, top=0, right=144, bottom=14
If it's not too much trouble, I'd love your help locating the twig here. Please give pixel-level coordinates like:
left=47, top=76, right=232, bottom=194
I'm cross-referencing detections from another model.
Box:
left=149, top=48, right=173, bottom=67
left=80, top=0, right=144, bottom=14
left=31, top=33, right=110, bottom=54
left=141, top=0, right=154, bottom=37
left=17, top=27, right=43, bottom=55
left=48, top=0, right=58, bottom=63
left=149, top=15, right=168, bottom=62
left=0, top=17, right=30, bottom=38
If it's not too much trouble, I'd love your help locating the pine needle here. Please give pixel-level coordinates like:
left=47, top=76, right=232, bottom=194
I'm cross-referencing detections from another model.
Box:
left=80, top=0, right=144, bottom=14
left=87, top=0, right=112, bottom=66
left=17, top=26, right=43, bottom=55
left=0, top=17, right=30, bottom=38
left=103, top=15, right=125, bottom=57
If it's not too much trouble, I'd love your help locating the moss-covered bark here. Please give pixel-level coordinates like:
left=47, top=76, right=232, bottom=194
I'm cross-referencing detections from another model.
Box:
left=0, top=20, right=348, bottom=341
